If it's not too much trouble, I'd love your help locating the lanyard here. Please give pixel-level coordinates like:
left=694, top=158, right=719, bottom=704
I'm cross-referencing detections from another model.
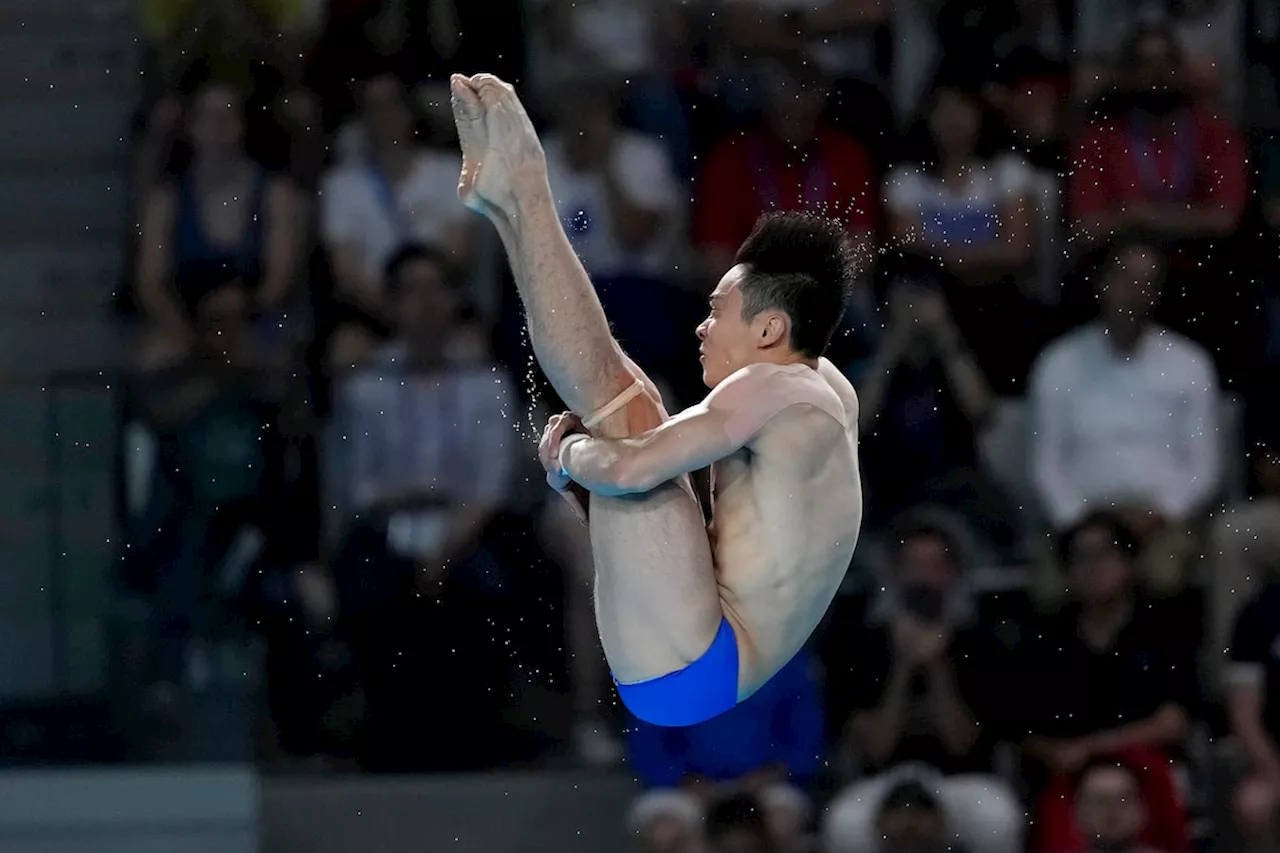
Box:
left=1127, top=111, right=1198, bottom=203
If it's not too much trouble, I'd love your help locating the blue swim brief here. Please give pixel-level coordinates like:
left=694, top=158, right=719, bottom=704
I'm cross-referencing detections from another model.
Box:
left=614, top=616, right=739, bottom=727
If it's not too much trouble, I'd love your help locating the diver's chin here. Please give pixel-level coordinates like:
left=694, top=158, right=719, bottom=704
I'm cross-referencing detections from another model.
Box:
left=700, top=364, right=720, bottom=389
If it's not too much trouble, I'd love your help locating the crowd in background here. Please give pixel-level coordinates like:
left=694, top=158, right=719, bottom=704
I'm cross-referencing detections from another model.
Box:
left=107, top=0, right=1280, bottom=852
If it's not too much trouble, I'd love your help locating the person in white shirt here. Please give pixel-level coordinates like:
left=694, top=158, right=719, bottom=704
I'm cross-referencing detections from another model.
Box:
left=337, top=243, right=620, bottom=766
left=320, top=72, right=475, bottom=329
left=337, top=245, right=516, bottom=560
left=537, top=81, right=694, bottom=401
left=1028, top=240, right=1222, bottom=598
left=541, top=80, right=684, bottom=284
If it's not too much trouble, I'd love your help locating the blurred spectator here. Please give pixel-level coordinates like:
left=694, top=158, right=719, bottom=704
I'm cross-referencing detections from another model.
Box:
left=934, top=0, right=1072, bottom=84
left=1253, top=135, right=1280, bottom=394
left=134, top=80, right=306, bottom=361
left=134, top=2, right=326, bottom=194
left=893, top=0, right=1070, bottom=138
left=139, top=0, right=323, bottom=104
left=1207, top=419, right=1280, bottom=685
left=124, top=275, right=285, bottom=715
left=823, top=514, right=1022, bottom=853
left=1072, top=757, right=1163, bottom=853
left=134, top=93, right=187, bottom=212
left=1068, top=22, right=1246, bottom=247
left=717, top=0, right=892, bottom=159
left=719, top=0, right=886, bottom=83
left=991, top=51, right=1072, bottom=174
left=884, top=82, right=1041, bottom=392
left=535, top=0, right=695, bottom=176
left=626, top=650, right=822, bottom=853
left=1075, top=0, right=1244, bottom=112
left=988, top=50, right=1072, bottom=306
left=1227, top=560, right=1280, bottom=852
left=539, top=77, right=699, bottom=394
left=1028, top=241, right=1221, bottom=599
left=319, top=71, right=473, bottom=355
left=326, top=244, right=521, bottom=768
left=874, top=779, right=972, bottom=853
left=694, top=60, right=878, bottom=284
left=256, top=560, right=364, bottom=767
left=1172, top=0, right=1246, bottom=111
left=133, top=82, right=322, bottom=204
left=543, top=79, right=684, bottom=284
left=856, top=281, right=1016, bottom=558
left=1069, top=20, right=1256, bottom=385
left=706, top=793, right=782, bottom=853
left=304, top=0, right=414, bottom=124
left=1020, top=512, right=1194, bottom=853
left=332, top=245, right=512, bottom=575
left=1243, top=0, right=1280, bottom=129
left=305, top=0, right=528, bottom=134
left=394, top=0, right=529, bottom=87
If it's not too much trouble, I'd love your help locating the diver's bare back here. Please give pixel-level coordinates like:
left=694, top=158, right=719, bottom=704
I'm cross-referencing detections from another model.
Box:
left=711, top=358, right=862, bottom=694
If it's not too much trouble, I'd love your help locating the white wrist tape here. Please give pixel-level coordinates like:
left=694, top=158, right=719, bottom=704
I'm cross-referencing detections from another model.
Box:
left=557, top=433, right=590, bottom=476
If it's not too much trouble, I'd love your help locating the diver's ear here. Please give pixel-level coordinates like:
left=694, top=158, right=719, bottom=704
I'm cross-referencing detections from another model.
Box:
left=756, top=311, right=788, bottom=349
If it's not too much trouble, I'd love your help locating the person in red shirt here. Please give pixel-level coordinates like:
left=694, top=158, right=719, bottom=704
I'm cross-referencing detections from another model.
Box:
left=1068, top=20, right=1252, bottom=386
left=1068, top=21, right=1246, bottom=246
left=694, top=59, right=878, bottom=285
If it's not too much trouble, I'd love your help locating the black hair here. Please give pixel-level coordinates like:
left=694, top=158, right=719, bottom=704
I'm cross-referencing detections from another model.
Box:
left=1094, top=238, right=1165, bottom=299
left=705, top=793, right=771, bottom=843
left=1117, top=19, right=1185, bottom=77
left=383, top=243, right=456, bottom=295
left=879, top=779, right=942, bottom=816
left=888, top=510, right=966, bottom=572
left=177, top=266, right=257, bottom=320
left=733, top=212, right=855, bottom=358
left=1075, top=754, right=1143, bottom=796
left=559, top=70, right=621, bottom=112
left=357, top=66, right=412, bottom=99
left=1057, top=510, right=1141, bottom=564
left=993, top=47, right=1070, bottom=89
left=1102, top=237, right=1163, bottom=272
left=898, top=78, right=1008, bottom=170
left=1247, top=397, right=1280, bottom=458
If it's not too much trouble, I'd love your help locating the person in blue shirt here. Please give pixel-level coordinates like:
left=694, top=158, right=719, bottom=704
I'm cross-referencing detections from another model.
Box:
left=624, top=648, right=823, bottom=853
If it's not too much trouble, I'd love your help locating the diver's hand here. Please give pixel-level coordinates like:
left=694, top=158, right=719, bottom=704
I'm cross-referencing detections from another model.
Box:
left=539, top=411, right=585, bottom=492
left=539, top=412, right=590, bottom=525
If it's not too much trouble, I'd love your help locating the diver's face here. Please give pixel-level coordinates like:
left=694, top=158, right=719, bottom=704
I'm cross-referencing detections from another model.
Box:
left=696, top=266, right=759, bottom=388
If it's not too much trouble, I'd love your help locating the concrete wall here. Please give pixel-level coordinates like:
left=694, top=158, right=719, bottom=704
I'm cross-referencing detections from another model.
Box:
left=262, top=770, right=637, bottom=853
left=0, top=766, right=257, bottom=853
left=0, top=766, right=638, bottom=853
